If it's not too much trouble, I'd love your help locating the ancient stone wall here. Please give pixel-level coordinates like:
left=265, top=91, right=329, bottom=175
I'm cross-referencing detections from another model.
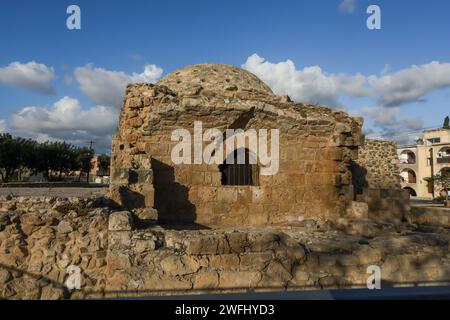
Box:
left=350, top=139, right=407, bottom=222
left=1, top=195, right=449, bottom=299
left=354, top=189, right=411, bottom=223
left=352, top=139, right=401, bottom=193
left=110, top=65, right=363, bottom=226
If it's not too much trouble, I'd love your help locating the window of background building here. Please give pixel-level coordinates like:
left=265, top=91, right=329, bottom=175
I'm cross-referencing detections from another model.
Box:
left=427, top=137, right=441, bottom=145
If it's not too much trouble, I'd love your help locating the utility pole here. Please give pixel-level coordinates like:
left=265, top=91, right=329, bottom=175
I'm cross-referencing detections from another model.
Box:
left=87, top=140, right=94, bottom=183
left=430, top=147, right=435, bottom=198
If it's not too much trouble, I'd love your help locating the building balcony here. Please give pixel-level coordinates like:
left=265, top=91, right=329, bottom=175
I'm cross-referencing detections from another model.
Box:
left=399, top=160, right=416, bottom=164
left=437, top=157, right=450, bottom=164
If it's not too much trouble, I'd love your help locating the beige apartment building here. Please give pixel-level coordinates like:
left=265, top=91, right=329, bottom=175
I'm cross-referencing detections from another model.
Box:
left=397, top=128, right=450, bottom=198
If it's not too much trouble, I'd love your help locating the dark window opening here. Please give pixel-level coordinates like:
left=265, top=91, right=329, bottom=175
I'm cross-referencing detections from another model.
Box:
left=219, top=148, right=259, bottom=186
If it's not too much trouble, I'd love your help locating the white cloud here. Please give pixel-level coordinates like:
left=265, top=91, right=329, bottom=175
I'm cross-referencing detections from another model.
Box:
left=10, top=96, right=118, bottom=152
left=242, top=53, right=367, bottom=107
left=368, top=61, right=450, bottom=107
left=74, top=64, right=163, bottom=108
left=243, top=54, right=450, bottom=111
left=339, top=0, right=356, bottom=14
left=362, top=106, right=400, bottom=127
left=0, top=61, right=55, bottom=94
left=362, top=106, right=424, bottom=144
left=0, top=119, right=7, bottom=133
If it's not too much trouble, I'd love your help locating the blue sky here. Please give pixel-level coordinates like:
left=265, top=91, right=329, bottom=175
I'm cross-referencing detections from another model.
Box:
left=1, top=0, right=450, bottom=152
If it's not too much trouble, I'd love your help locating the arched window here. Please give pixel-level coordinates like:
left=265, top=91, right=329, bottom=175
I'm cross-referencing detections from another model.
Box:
left=399, top=150, right=416, bottom=164
left=400, top=168, right=416, bottom=183
left=437, top=148, right=450, bottom=164
left=440, top=167, right=450, bottom=178
left=219, top=148, right=259, bottom=186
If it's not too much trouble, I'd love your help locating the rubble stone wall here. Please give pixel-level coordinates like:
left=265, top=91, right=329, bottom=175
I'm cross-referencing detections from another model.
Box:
left=1, top=196, right=449, bottom=299
left=355, top=188, right=411, bottom=223
left=352, top=139, right=401, bottom=193
left=350, top=139, right=408, bottom=222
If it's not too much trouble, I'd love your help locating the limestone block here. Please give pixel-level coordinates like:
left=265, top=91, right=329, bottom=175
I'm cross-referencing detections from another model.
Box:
left=291, top=267, right=310, bottom=283
left=106, top=251, right=131, bottom=270
left=143, top=194, right=155, bottom=210
left=184, top=236, right=221, bottom=255
left=131, top=169, right=153, bottom=184
left=317, top=254, right=337, bottom=268
left=279, top=236, right=307, bottom=263
left=226, top=232, right=247, bottom=253
left=213, top=202, right=232, bottom=216
left=128, top=117, right=143, bottom=128
left=217, top=188, right=238, bottom=202
left=381, top=255, right=400, bottom=280
left=259, top=260, right=293, bottom=287
left=57, top=221, right=73, bottom=234
left=209, top=254, right=239, bottom=271
left=110, top=168, right=130, bottom=185
left=197, top=187, right=218, bottom=202
left=126, top=97, right=143, bottom=109
left=134, top=239, right=156, bottom=253
left=40, top=286, right=65, bottom=300
left=247, top=232, right=280, bottom=252
left=143, top=275, right=192, bottom=291
left=106, top=270, right=133, bottom=290
left=318, top=275, right=345, bottom=288
left=240, top=252, right=273, bottom=271
left=355, top=246, right=383, bottom=264
left=193, top=271, right=219, bottom=289
left=108, top=211, right=132, bottom=231
left=135, top=207, right=157, bottom=221
left=252, top=188, right=272, bottom=204
left=218, top=271, right=262, bottom=289
left=335, top=254, right=360, bottom=266
left=160, top=255, right=201, bottom=276
left=346, top=201, right=369, bottom=219
left=248, top=206, right=268, bottom=225
left=0, top=269, right=12, bottom=284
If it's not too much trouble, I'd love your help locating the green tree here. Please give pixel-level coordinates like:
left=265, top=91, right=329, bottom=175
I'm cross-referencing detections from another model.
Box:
left=443, top=116, right=450, bottom=129
left=75, top=147, right=94, bottom=182
left=27, top=141, right=78, bottom=180
left=0, top=133, right=97, bottom=182
left=50, top=142, right=78, bottom=179
left=32, top=142, right=55, bottom=179
left=425, top=171, right=450, bottom=206
left=15, top=137, right=38, bottom=180
left=0, top=133, right=22, bottom=182
left=97, top=153, right=111, bottom=175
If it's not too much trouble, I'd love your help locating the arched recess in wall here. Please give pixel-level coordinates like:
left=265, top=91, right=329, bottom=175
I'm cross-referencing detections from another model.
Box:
left=399, top=150, right=416, bottom=164
left=219, top=148, right=259, bottom=186
left=400, top=168, right=417, bottom=184
left=439, top=167, right=450, bottom=178
left=403, top=187, right=417, bottom=197
left=436, top=147, right=450, bottom=164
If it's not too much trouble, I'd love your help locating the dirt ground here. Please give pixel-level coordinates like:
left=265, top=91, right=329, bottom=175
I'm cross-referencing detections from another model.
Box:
left=0, top=187, right=108, bottom=198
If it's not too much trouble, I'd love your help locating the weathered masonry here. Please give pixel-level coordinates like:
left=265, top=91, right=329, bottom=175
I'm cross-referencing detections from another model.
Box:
left=351, top=139, right=409, bottom=223
left=110, top=64, right=363, bottom=226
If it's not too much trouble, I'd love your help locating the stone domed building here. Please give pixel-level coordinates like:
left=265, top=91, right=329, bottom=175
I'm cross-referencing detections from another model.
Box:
left=110, top=63, right=363, bottom=226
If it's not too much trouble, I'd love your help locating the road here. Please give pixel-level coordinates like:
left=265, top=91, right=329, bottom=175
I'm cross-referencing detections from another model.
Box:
left=0, top=187, right=108, bottom=198
left=138, top=286, right=450, bottom=300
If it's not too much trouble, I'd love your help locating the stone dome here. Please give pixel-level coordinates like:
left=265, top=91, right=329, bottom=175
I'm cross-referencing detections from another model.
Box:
left=157, top=63, right=274, bottom=96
